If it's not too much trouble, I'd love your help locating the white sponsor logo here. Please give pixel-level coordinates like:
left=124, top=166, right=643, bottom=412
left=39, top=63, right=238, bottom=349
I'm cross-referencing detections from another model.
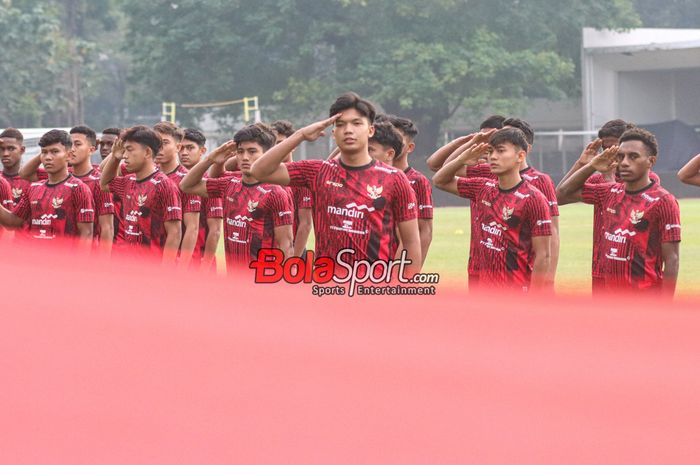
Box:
left=279, top=210, right=292, bottom=217
left=419, top=205, right=433, bottom=210
left=167, top=206, right=182, bottom=212
left=227, top=217, right=249, bottom=227
left=327, top=204, right=372, bottom=219
left=480, top=237, right=505, bottom=253
left=537, top=219, right=552, bottom=226
left=210, top=206, right=223, bottom=212
left=407, top=202, right=416, bottom=210
left=80, top=208, right=94, bottom=214
left=226, top=231, right=248, bottom=244
left=665, top=224, right=681, bottom=231
left=641, top=193, right=660, bottom=202
left=190, top=199, right=202, bottom=206
left=514, top=191, right=530, bottom=200
left=303, top=196, right=311, bottom=202
left=605, top=231, right=630, bottom=244
left=104, top=202, right=113, bottom=208
left=486, top=182, right=497, bottom=188
left=606, top=207, right=616, bottom=214
left=31, top=213, right=58, bottom=226
left=126, top=210, right=143, bottom=222
left=481, top=222, right=503, bottom=237
left=605, top=247, right=629, bottom=262
left=481, top=200, right=492, bottom=207
left=611, top=187, right=624, bottom=194
left=150, top=178, right=162, bottom=185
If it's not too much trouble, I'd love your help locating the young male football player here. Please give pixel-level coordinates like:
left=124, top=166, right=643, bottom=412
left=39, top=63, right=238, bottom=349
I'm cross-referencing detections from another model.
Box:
left=180, top=124, right=293, bottom=272
left=250, top=92, right=421, bottom=276
left=557, top=128, right=680, bottom=296
left=153, top=121, right=200, bottom=266
left=0, top=130, right=94, bottom=245
left=100, top=126, right=182, bottom=263
left=0, top=128, right=29, bottom=205
left=433, top=127, right=552, bottom=291
left=179, top=128, right=223, bottom=268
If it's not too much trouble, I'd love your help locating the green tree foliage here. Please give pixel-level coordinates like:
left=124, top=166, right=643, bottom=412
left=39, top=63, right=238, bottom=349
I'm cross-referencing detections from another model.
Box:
left=634, top=0, right=700, bottom=28
left=123, top=0, right=640, bottom=155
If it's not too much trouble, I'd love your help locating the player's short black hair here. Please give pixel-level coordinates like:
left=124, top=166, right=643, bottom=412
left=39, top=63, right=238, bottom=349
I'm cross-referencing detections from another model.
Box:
left=370, top=122, right=404, bottom=158
left=480, top=115, right=506, bottom=130
left=489, top=127, right=529, bottom=153
left=234, top=123, right=277, bottom=152
left=0, top=128, right=24, bottom=143
left=619, top=127, right=658, bottom=157
left=183, top=128, right=206, bottom=147
left=598, top=119, right=634, bottom=140
left=503, top=117, right=534, bottom=145
left=329, top=92, right=376, bottom=123
left=153, top=121, right=184, bottom=142
left=271, top=120, right=295, bottom=138
left=38, top=129, right=72, bottom=149
left=101, top=127, right=121, bottom=137
left=122, top=125, right=162, bottom=157
left=380, top=114, right=419, bottom=140
left=70, top=125, right=97, bottom=146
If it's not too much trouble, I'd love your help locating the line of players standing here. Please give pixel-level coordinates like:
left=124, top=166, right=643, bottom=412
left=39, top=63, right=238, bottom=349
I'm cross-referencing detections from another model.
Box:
left=1, top=92, right=697, bottom=296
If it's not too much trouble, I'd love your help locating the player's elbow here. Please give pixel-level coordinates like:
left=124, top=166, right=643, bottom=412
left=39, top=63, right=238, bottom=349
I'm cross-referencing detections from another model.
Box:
left=426, top=158, right=440, bottom=172
left=431, top=172, right=448, bottom=189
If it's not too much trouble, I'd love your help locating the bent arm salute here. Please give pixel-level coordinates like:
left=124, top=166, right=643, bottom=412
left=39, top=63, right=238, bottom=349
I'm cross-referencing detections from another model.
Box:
left=251, top=114, right=340, bottom=185
left=180, top=141, right=237, bottom=197
left=556, top=146, right=618, bottom=205
left=678, top=153, right=700, bottom=186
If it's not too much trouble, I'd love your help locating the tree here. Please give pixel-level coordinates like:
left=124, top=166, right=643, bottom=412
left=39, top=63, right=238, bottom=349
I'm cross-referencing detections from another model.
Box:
left=122, top=0, right=640, bottom=158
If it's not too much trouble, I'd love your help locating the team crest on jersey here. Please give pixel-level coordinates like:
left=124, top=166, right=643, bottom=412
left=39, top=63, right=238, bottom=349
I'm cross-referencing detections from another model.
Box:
left=502, top=206, right=514, bottom=222
left=630, top=209, right=644, bottom=225
left=247, top=200, right=259, bottom=213
left=12, top=187, right=22, bottom=198
left=137, top=194, right=148, bottom=207
left=51, top=196, right=64, bottom=209
left=367, top=185, right=383, bottom=200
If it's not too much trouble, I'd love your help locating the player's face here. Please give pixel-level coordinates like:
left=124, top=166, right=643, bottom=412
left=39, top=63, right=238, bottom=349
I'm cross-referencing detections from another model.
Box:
left=122, top=141, right=150, bottom=173
left=40, top=143, right=69, bottom=175
left=236, top=141, right=264, bottom=176
left=601, top=136, right=618, bottom=150
left=155, top=133, right=180, bottom=165
left=488, top=142, right=524, bottom=175
left=0, top=137, right=25, bottom=170
left=616, top=140, right=655, bottom=183
left=397, top=132, right=414, bottom=158
left=275, top=133, right=295, bottom=163
left=332, top=109, right=374, bottom=154
left=99, top=133, right=118, bottom=159
left=179, top=140, right=205, bottom=169
left=69, top=133, right=95, bottom=167
left=368, top=141, right=393, bottom=164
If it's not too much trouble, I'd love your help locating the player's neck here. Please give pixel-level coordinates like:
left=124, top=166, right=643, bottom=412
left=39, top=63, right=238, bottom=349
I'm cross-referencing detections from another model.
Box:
left=241, top=173, right=258, bottom=184
left=159, top=159, right=179, bottom=174
left=519, top=161, right=530, bottom=171
left=71, top=159, right=93, bottom=177
left=135, top=163, right=157, bottom=181
left=625, top=174, right=652, bottom=193
left=339, top=150, right=373, bottom=167
left=393, top=156, right=409, bottom=171
left=498, top=170, right=522, bottom=191
left=47, top=167, right=70, bottom=184
left=2, top=164, right=20, bottom=176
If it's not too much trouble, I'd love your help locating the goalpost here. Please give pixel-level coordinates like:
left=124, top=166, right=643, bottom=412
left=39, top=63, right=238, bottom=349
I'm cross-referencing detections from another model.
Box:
left=161, top=96, right=260, bottom=124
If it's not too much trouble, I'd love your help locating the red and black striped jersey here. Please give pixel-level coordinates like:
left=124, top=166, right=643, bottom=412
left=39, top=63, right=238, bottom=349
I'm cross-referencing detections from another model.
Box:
left=582, top=180, right=680, bottom=291
left=12, top=174, right=94, bottom=240
left=206, top=174, right=293, bottom=270
left=0, top=175, right=13, bottom=210
left=192, top=174, right=224, bottom=264
left=457, top=177, right=552, bottom=290
left=404, top=167, right=433, bottom=220
left=73, top=168, right=115, bottom=239
left=286, top=159, right=417, bottom=262
left=108, top=171, right=182, bottom=254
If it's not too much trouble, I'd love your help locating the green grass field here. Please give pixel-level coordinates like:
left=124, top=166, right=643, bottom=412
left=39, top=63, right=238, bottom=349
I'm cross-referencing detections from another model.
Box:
left=219, top=199, right=700, bottom=296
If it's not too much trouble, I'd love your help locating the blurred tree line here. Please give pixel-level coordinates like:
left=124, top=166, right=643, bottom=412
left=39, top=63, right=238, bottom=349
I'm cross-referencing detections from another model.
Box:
left=0, top=0, right=696, bottom=155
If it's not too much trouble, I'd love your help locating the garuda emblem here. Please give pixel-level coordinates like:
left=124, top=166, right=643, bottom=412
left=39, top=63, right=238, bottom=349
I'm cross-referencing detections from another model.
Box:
left=137, top=194, right=148, bottom=207
left=367, top=185, right=383, bottom=200
left=502, top=205, right=514, bottom=222
left=630, top=209, right=644, bottom=225
left=52, top=196, right=64, bottom=209
left=12, top=187, right=22, bottom=199
left=247, top=200, right=259, bottom=213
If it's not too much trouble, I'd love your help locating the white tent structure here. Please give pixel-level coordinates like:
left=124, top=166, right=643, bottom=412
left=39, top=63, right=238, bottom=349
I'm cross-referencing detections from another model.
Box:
left=582, top=28, right=700, bottom=131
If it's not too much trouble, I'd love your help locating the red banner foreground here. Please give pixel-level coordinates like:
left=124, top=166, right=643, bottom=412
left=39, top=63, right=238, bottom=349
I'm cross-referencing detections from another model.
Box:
left=1, top=239, right=699, bottom=464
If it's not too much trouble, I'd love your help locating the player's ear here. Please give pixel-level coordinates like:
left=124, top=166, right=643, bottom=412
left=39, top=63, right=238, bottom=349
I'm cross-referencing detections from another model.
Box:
left=20, top=145, right=26, bottom=155
left=368, top=124, right=376, bottom=138
left=649, top=155, right=657, bottom=167
left=407, top=142, right=415, bottom=155
left=388, top=148, right=396, bottom=161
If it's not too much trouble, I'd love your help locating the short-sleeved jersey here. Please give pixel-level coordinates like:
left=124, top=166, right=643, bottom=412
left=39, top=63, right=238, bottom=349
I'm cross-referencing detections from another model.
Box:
left=587, top=172, right=662, bottom=278
left=108, top=171, right=182, bottom=254
left=286, top=159, right=417, bottom=262
left=164, top=165, right=202, bottom=215
left=581, top=181, right=680, bottom=290
left=290, top=185, right=313, bottom=237
left=456, top=178, right=552, bottom=290
left=73, top=168, right=114, bottom=239
left=404, top=167, right=433, bottom=220
left=206, top=174, right=293, bottom=269
left=0, top=175, right=13, bottom=210
left=520, top=167, right=559, bottom=217
left=465, top=164, right=494, bottom=276
left=12, top=174, right=95, bottom=240
left=193, top=174, right=224, bottom=264
left=1, top=172, right=32, bottom=205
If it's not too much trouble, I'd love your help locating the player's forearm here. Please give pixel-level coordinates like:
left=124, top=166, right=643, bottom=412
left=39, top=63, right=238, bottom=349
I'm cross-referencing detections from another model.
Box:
left=18, top=155, right=42, bottom=181
left=531, top=255, right=551, bottom=290
left=293, top=224, right=311, bottom=257
left=433, top=156, right=466, bottom=192
left=556, top=163, right=595, bottom=205
left=662, top=253, right=679, bottom=297
left=426, top=139, right=468, bottom=172
left=203, top=219, right=222, bottom=260
left=418, top=220, right=433, bottom=266
left=558, top=159, right=588, bottom=189
left=0, top=206, right=24, bottom=228
left=252, top=131, right=304, bottom=180
left=677, top=153, right=700, bottom=186
left=162, top=229, right=182, bottom=264
left=223, top=157, right=239, bottom=173
left=181, top=159, right=213, bottom=194
left=209, top=159, right=226, bottom=179
left=547, top=223, right=560, bottom=286
left=179, top=227, right=199, bottom=264
left=99, top=215, right=114, bottom=247
left=100, top=155, right=120, bottom=191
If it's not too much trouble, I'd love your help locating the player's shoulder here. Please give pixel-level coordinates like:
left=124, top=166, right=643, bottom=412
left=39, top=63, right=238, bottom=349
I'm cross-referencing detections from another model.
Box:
left=646, top=183, right=677, bottom=205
